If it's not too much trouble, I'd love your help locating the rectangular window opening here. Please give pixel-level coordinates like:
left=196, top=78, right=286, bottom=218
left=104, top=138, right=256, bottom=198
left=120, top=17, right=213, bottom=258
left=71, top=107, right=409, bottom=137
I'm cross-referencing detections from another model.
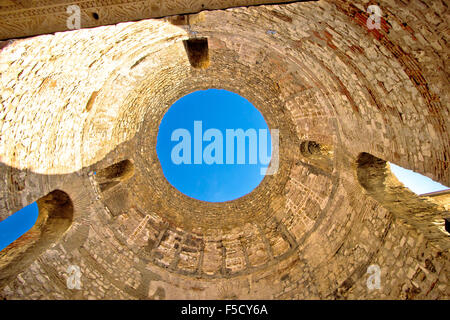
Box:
left=183, top=38, right=210, bottom=69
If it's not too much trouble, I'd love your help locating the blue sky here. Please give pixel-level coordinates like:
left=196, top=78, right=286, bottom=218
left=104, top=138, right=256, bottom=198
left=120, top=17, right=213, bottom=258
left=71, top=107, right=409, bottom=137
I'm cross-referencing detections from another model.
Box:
left=156, top=89, right=271, bottom=202
left=389, top=163, right=448, bottom=195
left=0, top=202, right=38, bottom=251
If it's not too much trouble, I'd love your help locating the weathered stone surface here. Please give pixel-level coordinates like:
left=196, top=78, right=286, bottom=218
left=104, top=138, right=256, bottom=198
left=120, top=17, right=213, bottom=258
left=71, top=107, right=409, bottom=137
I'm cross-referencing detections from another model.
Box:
left=0, top=0, right=448, bottom=300
left=0, top=0, right=303, bottom=40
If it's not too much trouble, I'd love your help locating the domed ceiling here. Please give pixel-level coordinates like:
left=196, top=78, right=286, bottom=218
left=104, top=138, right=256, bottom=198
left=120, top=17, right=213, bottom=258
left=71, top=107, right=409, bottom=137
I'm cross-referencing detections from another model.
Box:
left=0, top=0, right=448, bottom=300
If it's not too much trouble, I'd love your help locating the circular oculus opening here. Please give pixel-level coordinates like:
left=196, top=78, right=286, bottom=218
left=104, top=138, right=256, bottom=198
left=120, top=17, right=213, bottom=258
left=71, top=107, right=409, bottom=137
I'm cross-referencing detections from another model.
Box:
left=156, top=89, right=272, bottom=202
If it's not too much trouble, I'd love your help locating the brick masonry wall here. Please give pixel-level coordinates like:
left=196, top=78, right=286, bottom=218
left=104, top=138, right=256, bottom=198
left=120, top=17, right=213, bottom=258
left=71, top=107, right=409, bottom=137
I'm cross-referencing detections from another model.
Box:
left=0, top=0, right=448, bottom=299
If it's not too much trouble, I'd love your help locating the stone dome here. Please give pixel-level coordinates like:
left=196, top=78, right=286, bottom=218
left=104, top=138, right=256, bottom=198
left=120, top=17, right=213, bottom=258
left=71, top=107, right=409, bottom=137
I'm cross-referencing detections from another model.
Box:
left=0, top=0, right=448, bottom=299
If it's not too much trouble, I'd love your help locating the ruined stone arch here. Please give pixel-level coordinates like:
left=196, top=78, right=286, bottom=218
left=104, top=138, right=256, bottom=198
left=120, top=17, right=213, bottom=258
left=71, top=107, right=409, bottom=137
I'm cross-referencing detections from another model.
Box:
left=0, top=190, right=73, bottom=289
left=356, top=152, right=450, bottom=250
